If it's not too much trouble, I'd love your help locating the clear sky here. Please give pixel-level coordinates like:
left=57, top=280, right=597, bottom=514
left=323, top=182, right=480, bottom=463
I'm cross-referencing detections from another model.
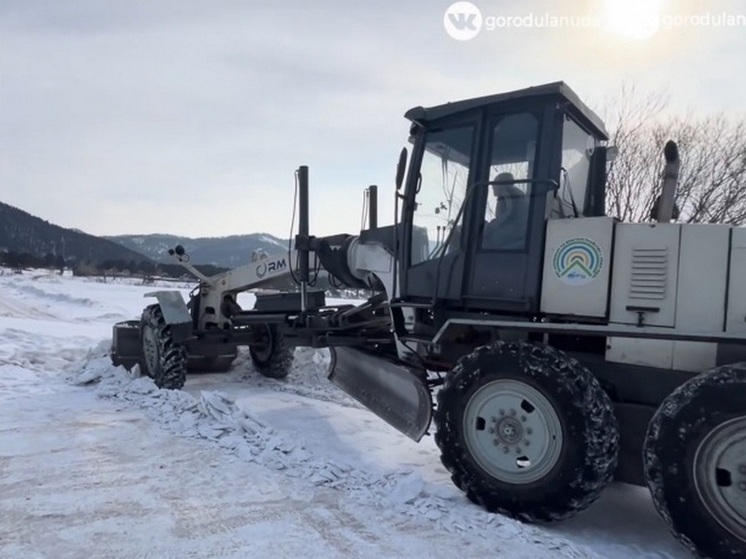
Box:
left=1, top=0, right=744, bottom=238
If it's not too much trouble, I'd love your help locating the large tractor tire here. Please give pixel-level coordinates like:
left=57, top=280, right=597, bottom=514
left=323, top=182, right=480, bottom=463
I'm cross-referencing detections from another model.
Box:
left=644, top=364, right=746, bottom=559
left=249, top=323, right=293, bottom=379
left=140, top=304, right=187, bottom=390
left=435, top=340, right=619, bottom=522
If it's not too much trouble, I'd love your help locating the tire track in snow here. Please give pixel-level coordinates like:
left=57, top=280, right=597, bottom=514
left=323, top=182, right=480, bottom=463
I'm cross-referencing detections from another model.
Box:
left=0, top=282, right=114, bottom=374
left=0, top=293, right=59, bottom=320
left=169, top=498, right=293, bottom=540
left=0, top=275, right=132, bottom=325
left=0, top=332, right=103, bottom=379
left=11, top=283, right=97, bottom=309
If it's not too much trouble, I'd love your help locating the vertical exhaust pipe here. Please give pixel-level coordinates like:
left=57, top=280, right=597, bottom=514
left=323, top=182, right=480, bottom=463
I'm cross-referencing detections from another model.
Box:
left=297, top=166, right=310, bottom=312
left=366, top=185, right=378, bottom=229
left=655, top=140, right=680, bottom=223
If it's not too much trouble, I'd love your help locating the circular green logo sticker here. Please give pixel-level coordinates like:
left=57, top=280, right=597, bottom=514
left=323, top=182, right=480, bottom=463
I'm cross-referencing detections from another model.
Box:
left=553, top=238, right=604, bottom=286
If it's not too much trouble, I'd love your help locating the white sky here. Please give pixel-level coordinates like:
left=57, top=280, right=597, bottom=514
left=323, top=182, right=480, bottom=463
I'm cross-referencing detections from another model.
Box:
left=1, top=0, right=744, bottom=238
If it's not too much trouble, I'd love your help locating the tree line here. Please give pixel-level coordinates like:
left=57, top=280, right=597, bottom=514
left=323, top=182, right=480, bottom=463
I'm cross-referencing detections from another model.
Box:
left=0, top=250, right=226, bottom=279
left=602, top=85, right=746, bottom=224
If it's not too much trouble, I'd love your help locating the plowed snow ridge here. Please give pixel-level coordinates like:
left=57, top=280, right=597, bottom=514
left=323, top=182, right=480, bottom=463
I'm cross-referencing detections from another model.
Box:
left=73, top=347, right=586, bottom=555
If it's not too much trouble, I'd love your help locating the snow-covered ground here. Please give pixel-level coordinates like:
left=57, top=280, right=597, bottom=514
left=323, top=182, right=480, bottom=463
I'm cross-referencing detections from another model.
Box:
left=0, top=269, right=693, bottom=559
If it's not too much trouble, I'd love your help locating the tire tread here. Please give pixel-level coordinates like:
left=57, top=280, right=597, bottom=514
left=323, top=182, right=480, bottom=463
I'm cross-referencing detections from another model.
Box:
left=434, top=340, right=619, bottom=522
left=140, top=304, right=187, bottom=390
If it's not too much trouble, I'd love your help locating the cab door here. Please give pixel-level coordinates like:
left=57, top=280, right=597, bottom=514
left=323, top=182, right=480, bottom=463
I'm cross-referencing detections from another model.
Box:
left=464, top=110, right=553, bottom=313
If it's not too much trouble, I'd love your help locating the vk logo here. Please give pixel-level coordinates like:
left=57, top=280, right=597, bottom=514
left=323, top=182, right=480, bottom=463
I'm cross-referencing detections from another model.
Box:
left=444, top=2, right=483, bottom=40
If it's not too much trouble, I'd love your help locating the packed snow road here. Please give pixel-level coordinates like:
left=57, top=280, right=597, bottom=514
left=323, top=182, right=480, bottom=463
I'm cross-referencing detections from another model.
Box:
left=0, top=270, right=691, bottom=558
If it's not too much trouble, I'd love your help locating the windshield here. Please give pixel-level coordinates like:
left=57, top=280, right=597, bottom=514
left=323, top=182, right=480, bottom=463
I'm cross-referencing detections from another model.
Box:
left=410, top=126, right=473, bottom=265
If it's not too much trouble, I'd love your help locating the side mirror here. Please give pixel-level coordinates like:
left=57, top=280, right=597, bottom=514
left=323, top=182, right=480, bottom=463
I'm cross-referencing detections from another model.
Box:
left=605, top=145, right=619, bottom=162
left=395, top=147, right=408, bottom=191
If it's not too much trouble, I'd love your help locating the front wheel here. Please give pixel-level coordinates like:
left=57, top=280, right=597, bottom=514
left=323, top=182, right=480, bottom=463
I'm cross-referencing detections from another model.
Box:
left=434, top=341, right=619, bottom=522
left=644, top=364, right=746, bottom=559
left=140, top=304, right=187, bottom=389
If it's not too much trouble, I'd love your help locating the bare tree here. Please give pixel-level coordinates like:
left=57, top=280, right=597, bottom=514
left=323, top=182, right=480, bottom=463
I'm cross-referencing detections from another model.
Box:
left=602, top=85, right=746, bottom=224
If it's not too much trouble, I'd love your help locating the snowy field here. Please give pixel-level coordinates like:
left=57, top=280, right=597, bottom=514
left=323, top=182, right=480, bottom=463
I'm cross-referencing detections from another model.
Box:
left=0, top=269, right=693, bottom=559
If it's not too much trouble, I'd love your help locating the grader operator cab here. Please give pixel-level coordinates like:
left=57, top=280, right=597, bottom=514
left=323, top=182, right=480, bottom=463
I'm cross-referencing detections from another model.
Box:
left=112, top=82, right=746, bottom=559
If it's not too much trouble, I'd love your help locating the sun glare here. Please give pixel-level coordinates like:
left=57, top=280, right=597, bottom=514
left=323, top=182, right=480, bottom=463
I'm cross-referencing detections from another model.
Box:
left=602, top=0, right=663, bottom=40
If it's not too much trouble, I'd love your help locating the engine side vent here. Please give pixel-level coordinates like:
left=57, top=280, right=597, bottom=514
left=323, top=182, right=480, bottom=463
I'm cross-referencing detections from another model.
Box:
left=610, top=223, right=679, bottom=327
left=629, top=247, right=668, bottom=300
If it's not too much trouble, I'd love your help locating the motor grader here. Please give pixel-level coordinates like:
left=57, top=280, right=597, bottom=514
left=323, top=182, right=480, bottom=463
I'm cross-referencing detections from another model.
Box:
left=111, top=82, right=746, bottom=559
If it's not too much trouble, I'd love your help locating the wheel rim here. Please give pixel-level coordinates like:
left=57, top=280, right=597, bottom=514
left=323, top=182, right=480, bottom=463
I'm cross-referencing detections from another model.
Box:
left=252, top=325, right=273, bottom=362
left=693, top=415, right=746, bottom=542
left=462, top=379, right=563, bottom=484
left=142, top=326, right=159, bottom=376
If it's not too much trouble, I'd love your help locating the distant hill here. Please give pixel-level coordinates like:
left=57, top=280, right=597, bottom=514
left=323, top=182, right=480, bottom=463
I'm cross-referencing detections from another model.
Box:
left=105, top=233, right=288, bottom=268
left=0, top=201, right=151, bottom=266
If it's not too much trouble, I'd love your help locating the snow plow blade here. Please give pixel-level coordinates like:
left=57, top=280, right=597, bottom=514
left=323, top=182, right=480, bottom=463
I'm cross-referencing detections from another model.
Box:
left=328, top=346, right=432, bottom=441
left=111, top=320, right=141, bottom=370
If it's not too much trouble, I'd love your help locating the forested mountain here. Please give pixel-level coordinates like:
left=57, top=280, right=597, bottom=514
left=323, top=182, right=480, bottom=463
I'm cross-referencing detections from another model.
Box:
left=0, top=200, right=289, bottom=274
left=0, top=201, right=150, bottom=267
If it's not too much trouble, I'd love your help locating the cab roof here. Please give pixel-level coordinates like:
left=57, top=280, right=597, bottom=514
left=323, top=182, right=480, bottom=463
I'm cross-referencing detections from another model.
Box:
left=404, top=81, right=608, bottom=140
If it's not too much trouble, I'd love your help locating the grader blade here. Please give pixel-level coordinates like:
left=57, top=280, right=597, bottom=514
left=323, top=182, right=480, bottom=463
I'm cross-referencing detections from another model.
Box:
left=328, top=346, right=432, bottom=441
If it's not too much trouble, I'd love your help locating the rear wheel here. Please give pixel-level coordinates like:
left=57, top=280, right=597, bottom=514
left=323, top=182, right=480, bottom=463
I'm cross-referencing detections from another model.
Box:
left=644, top=364, right=746, bottom=559
left=140, top=304, right=187, bottom=389
left=249, top=324, right=293, bottom=379
left=435, top=341, right=619, bottom=522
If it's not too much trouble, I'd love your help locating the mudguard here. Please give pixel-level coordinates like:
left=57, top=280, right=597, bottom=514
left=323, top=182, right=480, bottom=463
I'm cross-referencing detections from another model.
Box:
left=144, top=290, right=193, bottom=342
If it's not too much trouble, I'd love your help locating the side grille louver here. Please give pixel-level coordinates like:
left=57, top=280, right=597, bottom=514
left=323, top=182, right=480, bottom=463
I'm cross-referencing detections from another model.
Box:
left=629, top=248, right=668, bottom=300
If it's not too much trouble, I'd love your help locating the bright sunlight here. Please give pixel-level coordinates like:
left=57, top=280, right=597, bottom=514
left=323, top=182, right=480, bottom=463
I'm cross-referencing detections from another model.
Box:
left=602, top=0, right=664, bottom=40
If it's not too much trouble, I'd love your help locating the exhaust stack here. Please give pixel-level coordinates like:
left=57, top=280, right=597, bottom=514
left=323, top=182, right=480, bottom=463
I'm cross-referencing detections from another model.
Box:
left=297, top=166, right=310, bottom=311
left=365, top=185, right=378, bottom=230
left=655, top=140, right=680, bottom=223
